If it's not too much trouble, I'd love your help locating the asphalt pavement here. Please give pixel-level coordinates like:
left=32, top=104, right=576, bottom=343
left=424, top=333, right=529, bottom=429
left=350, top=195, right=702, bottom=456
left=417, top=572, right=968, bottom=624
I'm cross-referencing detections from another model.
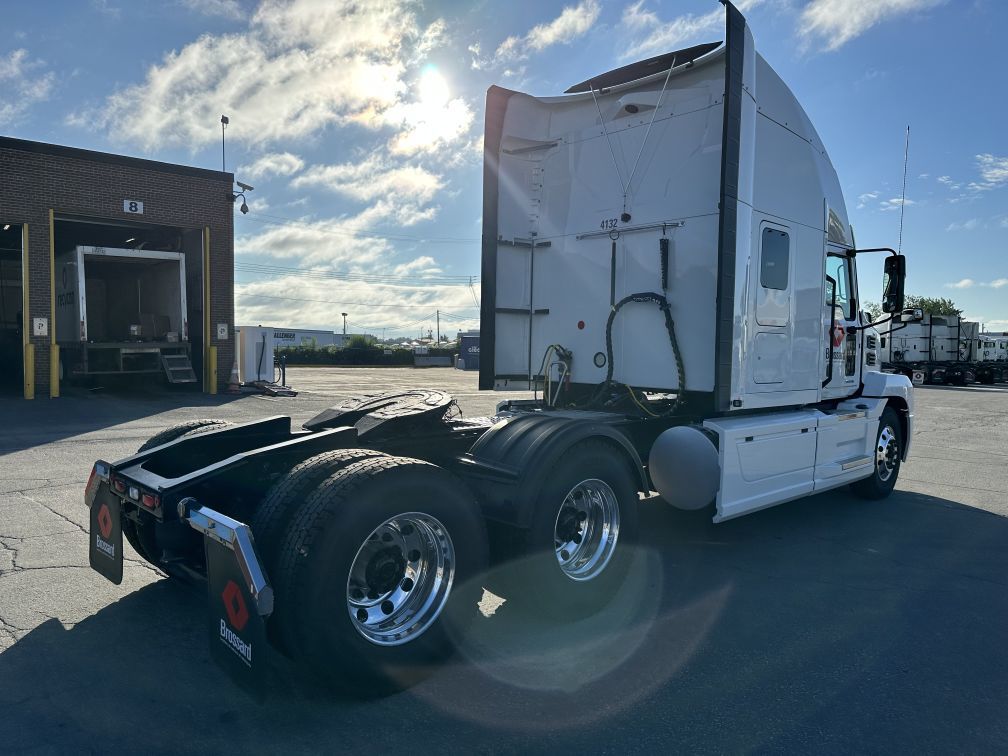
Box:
left=1, top=368, right=1006, bottom=753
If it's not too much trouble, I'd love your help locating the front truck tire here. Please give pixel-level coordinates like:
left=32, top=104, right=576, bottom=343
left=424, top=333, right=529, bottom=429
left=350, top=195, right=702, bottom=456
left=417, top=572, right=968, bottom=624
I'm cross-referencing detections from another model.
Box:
left=126, top=419, right=233, bottom=566
left=850, top=406, right=903, bottom=500
left=505, top=440, right=640, bottom=617
left=271, top=456, right=488, bottom=693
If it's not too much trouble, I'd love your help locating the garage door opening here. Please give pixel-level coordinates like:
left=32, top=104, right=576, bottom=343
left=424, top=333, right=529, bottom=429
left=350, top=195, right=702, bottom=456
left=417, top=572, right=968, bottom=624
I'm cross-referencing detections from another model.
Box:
left=0, top=223, right=25, bottom=395
left=54, top=216, right=205, bottom=388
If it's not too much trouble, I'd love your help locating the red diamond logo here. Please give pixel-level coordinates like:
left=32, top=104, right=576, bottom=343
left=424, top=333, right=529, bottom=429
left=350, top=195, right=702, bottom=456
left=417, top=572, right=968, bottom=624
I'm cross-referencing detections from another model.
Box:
left=832, top=323, right=845, bottom=348
left=222, top=580, right=249, bottom=631
left=97, top=504, right=113, bottom=540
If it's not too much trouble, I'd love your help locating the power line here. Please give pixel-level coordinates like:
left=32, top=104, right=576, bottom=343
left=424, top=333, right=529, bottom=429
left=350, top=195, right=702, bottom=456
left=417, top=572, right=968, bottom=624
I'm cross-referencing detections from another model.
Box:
left=240, top=211, right=481, bottom=244
left=236, top=291, right=479, bottom=311
left=234, top=261, right=479, bottom=286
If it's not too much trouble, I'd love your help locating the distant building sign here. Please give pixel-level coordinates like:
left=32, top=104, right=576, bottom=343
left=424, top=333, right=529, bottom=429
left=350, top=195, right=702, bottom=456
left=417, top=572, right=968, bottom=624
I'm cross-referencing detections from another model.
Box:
left=273, top=331, right=296, bottom=340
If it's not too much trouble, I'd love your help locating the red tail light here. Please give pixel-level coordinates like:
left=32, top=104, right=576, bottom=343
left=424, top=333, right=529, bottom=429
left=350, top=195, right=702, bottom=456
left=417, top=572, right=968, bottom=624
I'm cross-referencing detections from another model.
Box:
left=141, top=493, right=159, bottom=510
left=112, top=478, right=126, bottom=493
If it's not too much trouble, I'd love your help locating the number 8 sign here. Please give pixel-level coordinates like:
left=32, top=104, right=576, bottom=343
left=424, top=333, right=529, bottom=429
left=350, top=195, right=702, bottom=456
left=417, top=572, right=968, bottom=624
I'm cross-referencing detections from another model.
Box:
left=123, top=200, right=144, bottom=214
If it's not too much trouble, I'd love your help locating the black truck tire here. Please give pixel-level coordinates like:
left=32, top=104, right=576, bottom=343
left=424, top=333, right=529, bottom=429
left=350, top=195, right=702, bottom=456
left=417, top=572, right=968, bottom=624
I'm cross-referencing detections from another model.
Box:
left=271, top=456, right=488, bottom=693
left=125, top=419, right=233, bottom=566
left=251, top=448, right=388, bottom=581
left=850, top=407, right=903, bottom=500
left=503, top=440, right=640, bottom=617
left=137, top=419, right=233, bottom=452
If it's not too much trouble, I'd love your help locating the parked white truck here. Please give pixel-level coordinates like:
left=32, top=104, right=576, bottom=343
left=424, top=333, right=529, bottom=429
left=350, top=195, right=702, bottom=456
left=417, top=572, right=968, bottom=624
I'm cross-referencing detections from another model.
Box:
left=55, top=245, right=196, bottom=383
left=880, top=312, right=1007, bottom=385
left=84, top=2, right=914, bottom=693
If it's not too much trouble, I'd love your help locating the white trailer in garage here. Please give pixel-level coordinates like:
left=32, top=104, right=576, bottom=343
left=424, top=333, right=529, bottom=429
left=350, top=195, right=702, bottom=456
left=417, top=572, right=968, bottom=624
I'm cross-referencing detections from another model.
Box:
left=55, top=245, right=196, bottom=383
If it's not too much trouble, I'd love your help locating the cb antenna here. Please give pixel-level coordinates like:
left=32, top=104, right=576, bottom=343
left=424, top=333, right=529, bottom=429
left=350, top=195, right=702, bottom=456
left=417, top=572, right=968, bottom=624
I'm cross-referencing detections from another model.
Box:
left=898, top=124, right=909, bottom=254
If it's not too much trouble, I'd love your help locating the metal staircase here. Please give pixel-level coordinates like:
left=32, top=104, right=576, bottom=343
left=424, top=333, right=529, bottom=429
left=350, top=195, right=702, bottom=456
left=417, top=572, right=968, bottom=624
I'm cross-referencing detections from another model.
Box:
left=161, top=352, right=198, bottom=384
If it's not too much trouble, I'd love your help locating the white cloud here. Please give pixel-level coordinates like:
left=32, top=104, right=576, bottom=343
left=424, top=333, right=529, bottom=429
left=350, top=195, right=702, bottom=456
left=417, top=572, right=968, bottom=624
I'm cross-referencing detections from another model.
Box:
left=945, top=218, right=980, bottom=232
left=495, top=0, right=601, bottom=63
left=987, top=279, right=1008, bottom=289
left=880, top=197, right=915, bottom=212
left=800, top=0, right=945, bottom=52
left=235, top=274, right=478, bottom=335
left=857, top=190, right=879, bottom=209
left=91, top=0, right=120, bottom=19
left=936, top=174, right=963, bottom=191
left=73, top=0, right=465, bottom=154
left=945, top=279, right=975, bottom=289
left=0, top=49, right=54, bottom=125
left=970, top=153, right=1008, bottom=191
left=180, top=0, right=242, bottom=20
left=240, top=152, right=304, bottom=180
left=290, top=156, right=442, bottom=205
left=917, top=173, right=929, bottom=179
left=620, top=0, right=762, bottom=60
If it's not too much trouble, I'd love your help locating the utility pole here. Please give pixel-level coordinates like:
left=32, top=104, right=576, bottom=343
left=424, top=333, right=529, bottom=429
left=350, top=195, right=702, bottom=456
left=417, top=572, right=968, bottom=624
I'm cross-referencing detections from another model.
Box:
left=341, top=312, right=347, bottom=344
left=436, top=310, right=440, bottom=343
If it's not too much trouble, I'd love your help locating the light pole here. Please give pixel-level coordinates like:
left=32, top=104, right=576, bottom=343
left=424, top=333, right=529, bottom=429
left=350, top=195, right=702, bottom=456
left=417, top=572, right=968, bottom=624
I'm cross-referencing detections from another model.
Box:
left=220, top=115, right=229, bottom=172
left=341, top=312, right=348, bottom=343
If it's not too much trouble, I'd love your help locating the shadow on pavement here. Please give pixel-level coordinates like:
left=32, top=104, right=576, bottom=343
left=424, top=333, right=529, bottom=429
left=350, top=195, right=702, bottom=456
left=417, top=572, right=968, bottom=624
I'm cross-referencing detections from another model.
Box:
left=1, top=487, right=1006, bottom=752
left=0, top=386, right=243, bottom=454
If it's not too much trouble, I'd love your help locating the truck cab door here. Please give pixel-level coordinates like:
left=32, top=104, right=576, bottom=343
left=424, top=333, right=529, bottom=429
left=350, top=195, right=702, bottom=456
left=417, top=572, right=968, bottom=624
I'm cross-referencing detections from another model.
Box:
left=822, top=250, right=860, bottom=399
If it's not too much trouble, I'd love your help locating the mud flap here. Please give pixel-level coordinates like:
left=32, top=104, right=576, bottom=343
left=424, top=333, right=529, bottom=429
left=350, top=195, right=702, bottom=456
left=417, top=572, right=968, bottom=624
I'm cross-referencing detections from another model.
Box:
left=205, top=536, right=270, bottom=695
left=88, top=489, right=123, bottom=585
left=179, top=498, right=274, bottom=696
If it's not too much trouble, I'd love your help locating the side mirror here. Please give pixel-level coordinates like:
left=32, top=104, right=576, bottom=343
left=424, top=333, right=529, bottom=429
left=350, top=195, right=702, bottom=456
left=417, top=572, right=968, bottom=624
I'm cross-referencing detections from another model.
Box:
left=901, top=307, right=923, bottom=322
left=882, top=254, right=906, bottom=313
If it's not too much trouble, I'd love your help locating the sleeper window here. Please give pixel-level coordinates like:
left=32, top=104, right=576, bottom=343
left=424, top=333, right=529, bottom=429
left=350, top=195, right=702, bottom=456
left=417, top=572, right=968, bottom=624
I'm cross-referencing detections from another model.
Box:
left=760, top=228, right=789, bottom=291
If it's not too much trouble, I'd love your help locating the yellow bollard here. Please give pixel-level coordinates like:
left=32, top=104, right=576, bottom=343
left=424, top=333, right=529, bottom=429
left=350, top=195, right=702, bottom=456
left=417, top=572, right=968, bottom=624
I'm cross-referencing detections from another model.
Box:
left=50, top=344, right=60, bottom=398
left=208, top=345, right=218, bottom=395
left=23, top=343, right=35, bottom=400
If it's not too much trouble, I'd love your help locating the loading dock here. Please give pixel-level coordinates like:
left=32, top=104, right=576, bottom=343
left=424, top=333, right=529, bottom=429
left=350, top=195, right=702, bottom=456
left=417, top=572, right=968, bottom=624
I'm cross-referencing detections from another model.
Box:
left=0, top=136, right=235, bottom=398
left=0, top=223, right=26, bottom=396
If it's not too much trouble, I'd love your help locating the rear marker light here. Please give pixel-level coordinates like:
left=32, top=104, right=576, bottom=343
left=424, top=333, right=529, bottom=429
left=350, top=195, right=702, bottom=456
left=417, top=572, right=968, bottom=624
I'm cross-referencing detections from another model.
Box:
left=141, top=493, right=159, bottom=510
left=128, top=486, right=140, bottom=500
left=95, top=462, right=110, bottom=480
left=113, top=479, right=126, bottom=493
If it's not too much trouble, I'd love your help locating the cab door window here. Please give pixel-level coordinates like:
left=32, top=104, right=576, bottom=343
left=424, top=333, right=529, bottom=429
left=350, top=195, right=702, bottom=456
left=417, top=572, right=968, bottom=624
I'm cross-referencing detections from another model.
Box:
left=824, top=254, right=852, bottom=320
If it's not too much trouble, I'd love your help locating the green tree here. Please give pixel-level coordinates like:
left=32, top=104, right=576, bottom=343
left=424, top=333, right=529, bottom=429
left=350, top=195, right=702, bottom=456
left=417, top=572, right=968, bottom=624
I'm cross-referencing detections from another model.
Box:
left=864, top=301, right=883, bottom=322
left=345, top=334, right=373, bottom=349
left=904, top=295, right=962, bottom=316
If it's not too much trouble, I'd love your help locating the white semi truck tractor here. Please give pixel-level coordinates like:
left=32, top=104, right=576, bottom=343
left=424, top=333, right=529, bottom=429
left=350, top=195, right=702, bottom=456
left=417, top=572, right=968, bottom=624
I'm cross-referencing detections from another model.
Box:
left=84, top=1, right=913, bottom=693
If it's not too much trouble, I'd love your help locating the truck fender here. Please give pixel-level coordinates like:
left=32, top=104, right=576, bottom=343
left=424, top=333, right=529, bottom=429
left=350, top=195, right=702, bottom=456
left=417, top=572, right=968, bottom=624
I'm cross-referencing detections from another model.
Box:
left=859, top=372, right=914, bottom=460
left=458, top=412, right=646, bottom=529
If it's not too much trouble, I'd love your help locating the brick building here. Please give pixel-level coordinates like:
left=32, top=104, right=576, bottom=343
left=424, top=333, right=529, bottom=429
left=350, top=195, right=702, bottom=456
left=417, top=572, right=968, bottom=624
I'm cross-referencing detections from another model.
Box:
left=0, top=136, right=234, bottom=398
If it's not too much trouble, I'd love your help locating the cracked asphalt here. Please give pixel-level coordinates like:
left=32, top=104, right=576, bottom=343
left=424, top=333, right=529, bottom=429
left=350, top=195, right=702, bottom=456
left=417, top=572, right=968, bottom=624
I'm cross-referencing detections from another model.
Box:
left=1, top=368, right=1006, bottom=754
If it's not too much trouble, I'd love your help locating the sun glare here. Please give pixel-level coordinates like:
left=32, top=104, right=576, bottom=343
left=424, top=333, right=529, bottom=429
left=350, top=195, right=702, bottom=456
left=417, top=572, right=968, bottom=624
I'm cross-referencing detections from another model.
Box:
left=388, top=66, right=473, bottom=155
left=418, top=67, right=450, bottom=107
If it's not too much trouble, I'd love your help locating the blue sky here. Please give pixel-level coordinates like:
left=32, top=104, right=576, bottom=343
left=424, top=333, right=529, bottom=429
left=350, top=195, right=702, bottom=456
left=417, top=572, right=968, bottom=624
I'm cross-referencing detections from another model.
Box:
left=2, top=0, right=1006, bottom=337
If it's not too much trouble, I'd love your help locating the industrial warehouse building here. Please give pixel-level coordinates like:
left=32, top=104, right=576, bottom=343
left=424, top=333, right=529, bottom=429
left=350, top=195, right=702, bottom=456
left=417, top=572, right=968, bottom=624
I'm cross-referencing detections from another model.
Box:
left=0, top=136, right=234, bottom=398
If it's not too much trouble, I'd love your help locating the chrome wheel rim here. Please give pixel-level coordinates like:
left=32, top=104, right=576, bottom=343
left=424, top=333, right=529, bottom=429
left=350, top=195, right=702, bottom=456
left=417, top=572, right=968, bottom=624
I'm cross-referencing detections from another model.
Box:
left=346, top=512, right=455, bottom=647
left=554, top=478, right=620, bottom=582
left=876, top=425, right=899, bottom=482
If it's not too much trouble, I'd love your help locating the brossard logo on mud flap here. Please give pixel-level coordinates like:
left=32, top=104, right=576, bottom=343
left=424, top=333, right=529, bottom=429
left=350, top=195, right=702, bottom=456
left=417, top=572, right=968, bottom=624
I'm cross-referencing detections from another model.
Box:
left=220, top=580, right=253, bottom=666
left=95, top=504, right=115, bottom=560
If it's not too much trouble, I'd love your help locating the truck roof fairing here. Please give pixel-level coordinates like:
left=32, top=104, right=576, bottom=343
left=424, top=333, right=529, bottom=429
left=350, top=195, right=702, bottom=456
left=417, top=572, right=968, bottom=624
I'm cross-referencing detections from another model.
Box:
left=563, top=41, right=724, bottom=94
left=480, top=1, right=852, bottom=412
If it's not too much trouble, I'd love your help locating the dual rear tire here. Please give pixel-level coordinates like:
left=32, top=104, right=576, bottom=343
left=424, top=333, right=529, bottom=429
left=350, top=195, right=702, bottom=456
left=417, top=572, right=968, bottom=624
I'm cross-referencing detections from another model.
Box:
left=259, top=453, right=488, bottom=692
left=491, top=441, right=640, bottom=617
